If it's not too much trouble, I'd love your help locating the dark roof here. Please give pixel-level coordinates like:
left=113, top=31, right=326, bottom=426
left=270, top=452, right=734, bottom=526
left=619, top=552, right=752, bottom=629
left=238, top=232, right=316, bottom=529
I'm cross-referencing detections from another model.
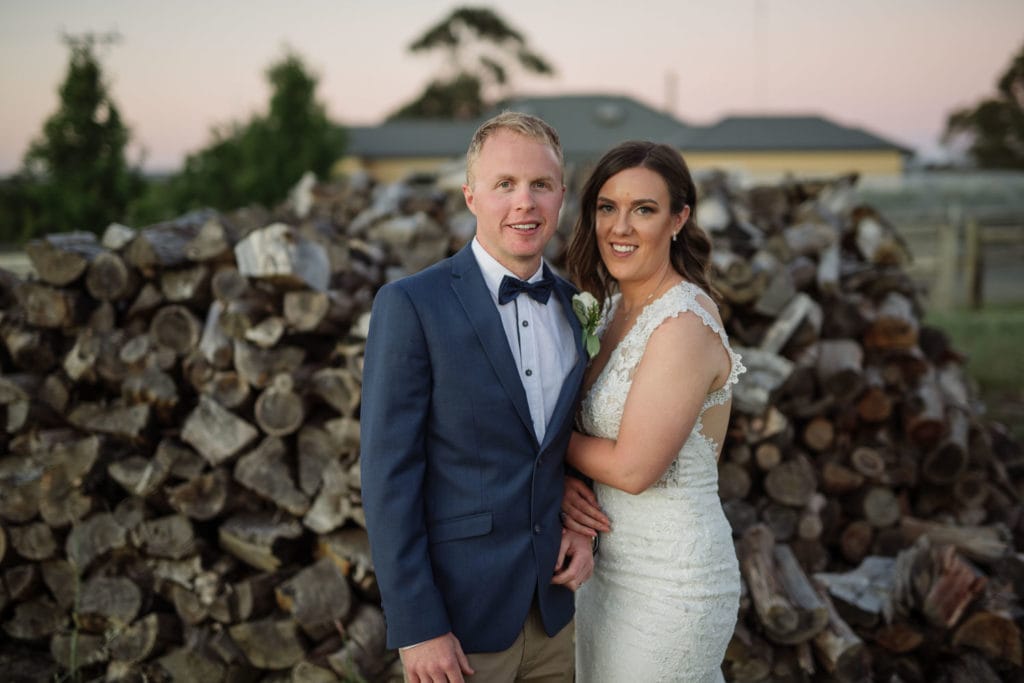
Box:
left=344, top=96, right=910, bottom=160
left=346, top=120, right=477, bottom=158
left=683, top=115, right=912, bottom=154
left=490, top=94, right=696, bottom=160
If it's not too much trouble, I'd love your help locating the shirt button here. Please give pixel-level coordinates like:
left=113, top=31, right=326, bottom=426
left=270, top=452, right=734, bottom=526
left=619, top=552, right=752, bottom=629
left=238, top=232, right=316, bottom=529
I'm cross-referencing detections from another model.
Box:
left=534, top=524, right=542, bottom=534
left=522, top=320, right=529, bottom=327
left=525, top=369, right=533, bottom=377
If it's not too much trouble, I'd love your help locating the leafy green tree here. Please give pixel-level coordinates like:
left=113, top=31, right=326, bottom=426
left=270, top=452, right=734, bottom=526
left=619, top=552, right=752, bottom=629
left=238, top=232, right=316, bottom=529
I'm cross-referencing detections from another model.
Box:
left=389, top=6, right=554, bottom=120
left=944, top=42, right=1024, bottom=168
left=168, top=51, right=346, bottom=213
left=18, top=33, right=143, bottom=236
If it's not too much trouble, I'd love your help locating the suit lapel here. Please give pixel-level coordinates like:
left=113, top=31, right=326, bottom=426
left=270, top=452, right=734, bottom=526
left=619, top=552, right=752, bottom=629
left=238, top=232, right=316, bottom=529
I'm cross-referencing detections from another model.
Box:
left=539, top=273, right=588, bottom=453
left=449, top=246, right=537, bottom=445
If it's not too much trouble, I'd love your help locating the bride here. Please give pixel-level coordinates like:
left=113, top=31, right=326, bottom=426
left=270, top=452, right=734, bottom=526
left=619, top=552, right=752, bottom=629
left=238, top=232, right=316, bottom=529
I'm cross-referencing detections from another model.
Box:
left=562, top=141, right=742, bottom=682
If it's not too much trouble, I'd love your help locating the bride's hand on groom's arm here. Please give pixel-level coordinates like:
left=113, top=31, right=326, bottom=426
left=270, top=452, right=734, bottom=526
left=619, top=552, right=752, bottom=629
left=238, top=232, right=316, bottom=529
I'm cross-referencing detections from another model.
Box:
left=399, top=632, right=474, bottom=683
left=551, top=528, right=595, bottom=591
left=561, top=476, right=611, bottom=537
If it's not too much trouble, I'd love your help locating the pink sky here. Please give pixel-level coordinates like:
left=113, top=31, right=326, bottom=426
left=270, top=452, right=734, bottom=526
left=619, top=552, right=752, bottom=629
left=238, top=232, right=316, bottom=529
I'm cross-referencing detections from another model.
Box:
left=2, top=0, right=1022, bottom=173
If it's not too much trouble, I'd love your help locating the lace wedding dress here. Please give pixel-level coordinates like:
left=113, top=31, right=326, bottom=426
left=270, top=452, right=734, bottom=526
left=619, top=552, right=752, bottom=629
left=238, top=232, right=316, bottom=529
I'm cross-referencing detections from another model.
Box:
left=575, top=281, right=744, bottom=683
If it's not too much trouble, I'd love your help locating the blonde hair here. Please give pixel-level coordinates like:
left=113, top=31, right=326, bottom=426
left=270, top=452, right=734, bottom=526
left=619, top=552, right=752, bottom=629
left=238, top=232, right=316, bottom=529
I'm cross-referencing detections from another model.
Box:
left=465, top=111, right=563, bottom=186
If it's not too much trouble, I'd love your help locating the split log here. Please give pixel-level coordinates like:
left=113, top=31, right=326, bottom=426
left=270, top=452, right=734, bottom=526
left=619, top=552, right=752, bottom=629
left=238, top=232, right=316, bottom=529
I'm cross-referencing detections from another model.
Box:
left=86, top=250, right=136, bottom=301
left=275, top=557, right=353, bottom=640
left=124, top=211, right=211, bottom=272
left=861, top=486, right=901, bottom=528
left=5, top=564, right=39, bottom=601
left=764, top=456, right=817, bottom=508
left=811, top=578, right=869, bottom=681
left=16, top=282, right=78, bottom=328
left=65, top=512, right=128, bottom=572
left=234, top=222, right=330, bottom=291
left=108, top=612, right=178, bottom=663
left=181, top=395, right=259, bottom=466
left=68, top=400, right=150, bottom=442
left=204, top=371, right=251, bottom=409
left=284, top=288, right=356, bottom=334
left=253, top=373, right=305, bottom=437
left=3, top=596, right=66, bottom=640
left=133, top=515, right=195, bottom=559
left=310, top=366, right=362, bottom=416
left=233, top=340, right=306, bottom=389
left=167, top=468, right=231, bottom=521
left=922, top=407, right=969, bottom=485
left=244, top=315, right=286, bottom=348
left=326, top=603, right=389, bottom=681
left=25, top=231, right=103, bottom=286
left=900, top=516, right=1009, bottom=563
left=234, top=437, right=310, bottom=516
left=719, top=461, right=752, bottom=501
left=738, top=524, right=828, bottom=645
left=160, top=263, right=209, bottom=302
left=218, top=512, right=303, bottom=571
left=184, top=217, right=232, bottom=262
left=149, top=304, right=202, bottom=356
left=304, top=458, right=357, bottom=534
left=50, top=632, right=108, bottom=669
left=228, top=618, right=306, bottom=670
left=8, top=522, right=56, bottom=561
left=864, top=292, right=918, bottom=351
left=821, top=461, right=864, bottom=495
left=76, top=576, right=143, bottom=632
left=921, top=545, right=987, bottom=629
left=951, top=610, right=1022, bottom=666
left=759, top=293, right=822, bottom=354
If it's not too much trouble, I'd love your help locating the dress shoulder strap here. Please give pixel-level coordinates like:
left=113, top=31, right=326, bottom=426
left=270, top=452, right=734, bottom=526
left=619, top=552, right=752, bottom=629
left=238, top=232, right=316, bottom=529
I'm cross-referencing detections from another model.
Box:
left=626, top=282, right=746, bottom=408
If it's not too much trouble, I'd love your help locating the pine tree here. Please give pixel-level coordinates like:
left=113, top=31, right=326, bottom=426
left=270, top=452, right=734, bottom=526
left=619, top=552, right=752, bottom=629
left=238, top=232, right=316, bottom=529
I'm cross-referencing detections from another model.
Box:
left=21, top=33, right=142, bottom=235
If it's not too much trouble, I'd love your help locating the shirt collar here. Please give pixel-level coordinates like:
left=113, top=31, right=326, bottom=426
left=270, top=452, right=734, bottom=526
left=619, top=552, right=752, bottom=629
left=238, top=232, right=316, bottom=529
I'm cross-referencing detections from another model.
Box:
left=471, top=237, right=547, bottom=302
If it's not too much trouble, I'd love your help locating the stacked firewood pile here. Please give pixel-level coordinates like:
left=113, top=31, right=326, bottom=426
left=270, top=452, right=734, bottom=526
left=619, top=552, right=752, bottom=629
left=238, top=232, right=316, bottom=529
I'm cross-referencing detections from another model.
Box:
left=0, top=172, right=456, bottom=682
left=703, top=173, right=1024, bottom=682
left=0, top=166, right=1020, bottom=682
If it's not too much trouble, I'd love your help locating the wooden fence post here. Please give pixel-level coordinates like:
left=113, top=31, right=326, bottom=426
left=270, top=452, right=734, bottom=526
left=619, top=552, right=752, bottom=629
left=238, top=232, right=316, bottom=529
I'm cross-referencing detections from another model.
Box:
left=964, top=217, right=983, bottom=309
left=932, top=211, right=958, bottom=312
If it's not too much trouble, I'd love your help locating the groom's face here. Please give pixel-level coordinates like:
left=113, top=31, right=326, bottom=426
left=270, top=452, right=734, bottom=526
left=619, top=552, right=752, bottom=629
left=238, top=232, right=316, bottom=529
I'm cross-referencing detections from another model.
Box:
left=463, top=129, right=565, bottom=279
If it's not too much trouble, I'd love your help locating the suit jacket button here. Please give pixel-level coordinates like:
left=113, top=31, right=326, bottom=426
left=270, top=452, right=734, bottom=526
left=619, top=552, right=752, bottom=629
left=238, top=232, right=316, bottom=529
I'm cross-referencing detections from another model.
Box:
left=533, top=524, right=542, bottom=535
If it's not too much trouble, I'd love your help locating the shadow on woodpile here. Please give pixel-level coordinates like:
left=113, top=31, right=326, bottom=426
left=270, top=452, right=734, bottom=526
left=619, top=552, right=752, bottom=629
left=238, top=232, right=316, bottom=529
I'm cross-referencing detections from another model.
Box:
left=0, top=169, right=1021, bottom=682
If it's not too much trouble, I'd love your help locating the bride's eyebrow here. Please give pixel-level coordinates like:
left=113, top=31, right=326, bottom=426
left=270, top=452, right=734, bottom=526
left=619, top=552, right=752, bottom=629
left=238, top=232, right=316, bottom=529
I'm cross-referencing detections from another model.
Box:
left=597, top=195, right=660, bottom=208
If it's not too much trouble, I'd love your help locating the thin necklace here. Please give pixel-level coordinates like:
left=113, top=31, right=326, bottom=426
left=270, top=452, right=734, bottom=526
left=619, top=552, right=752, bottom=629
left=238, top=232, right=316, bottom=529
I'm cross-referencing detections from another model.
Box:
left=621, top=268, right=671, bottom=323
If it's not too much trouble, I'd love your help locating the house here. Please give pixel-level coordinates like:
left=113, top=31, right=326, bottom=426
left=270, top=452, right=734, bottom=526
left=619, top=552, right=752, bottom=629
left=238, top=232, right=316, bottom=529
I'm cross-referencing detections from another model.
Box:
left=338, top=94, right=911, bottom=185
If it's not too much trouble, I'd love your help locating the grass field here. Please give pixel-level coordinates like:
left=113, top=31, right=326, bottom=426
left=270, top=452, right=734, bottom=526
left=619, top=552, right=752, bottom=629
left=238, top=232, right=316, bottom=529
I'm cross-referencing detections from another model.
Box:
left=925, top=304, right=1024, bottom=441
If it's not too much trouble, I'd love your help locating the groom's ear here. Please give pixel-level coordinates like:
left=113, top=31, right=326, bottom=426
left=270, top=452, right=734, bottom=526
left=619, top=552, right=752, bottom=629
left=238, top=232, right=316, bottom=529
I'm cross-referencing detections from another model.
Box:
left=462, top=183, right=477, bottom=215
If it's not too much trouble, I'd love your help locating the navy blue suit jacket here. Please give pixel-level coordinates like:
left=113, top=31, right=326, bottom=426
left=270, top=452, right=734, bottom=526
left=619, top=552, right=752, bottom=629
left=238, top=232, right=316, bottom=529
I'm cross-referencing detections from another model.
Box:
left=360, top=243, right=587, bottom=652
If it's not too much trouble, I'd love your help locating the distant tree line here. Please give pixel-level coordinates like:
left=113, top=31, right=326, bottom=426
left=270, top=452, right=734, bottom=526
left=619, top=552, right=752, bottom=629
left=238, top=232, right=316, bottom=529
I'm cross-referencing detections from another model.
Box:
left=0, top=35, right=346, bottom=243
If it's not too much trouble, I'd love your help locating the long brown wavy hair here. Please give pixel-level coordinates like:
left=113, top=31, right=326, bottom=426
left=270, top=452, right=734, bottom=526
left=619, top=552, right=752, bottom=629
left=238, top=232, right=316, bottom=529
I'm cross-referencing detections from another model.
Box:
left=566, top=141, right=714, bottom=311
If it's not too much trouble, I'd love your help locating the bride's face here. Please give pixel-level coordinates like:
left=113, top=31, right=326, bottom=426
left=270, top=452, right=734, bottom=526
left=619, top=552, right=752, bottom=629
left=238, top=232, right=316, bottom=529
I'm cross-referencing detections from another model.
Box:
left=594, top=166, right=687, bottom=286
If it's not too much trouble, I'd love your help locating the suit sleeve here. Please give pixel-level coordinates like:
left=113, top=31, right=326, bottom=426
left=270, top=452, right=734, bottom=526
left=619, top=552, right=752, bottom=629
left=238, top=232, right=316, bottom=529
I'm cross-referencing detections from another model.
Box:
left=360, top=283, right=450, bottom=648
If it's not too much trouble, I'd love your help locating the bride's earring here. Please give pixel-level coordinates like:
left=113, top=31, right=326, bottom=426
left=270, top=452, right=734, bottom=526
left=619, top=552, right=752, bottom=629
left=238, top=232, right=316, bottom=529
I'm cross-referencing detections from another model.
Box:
left=671, top=232, right=678, bottom=242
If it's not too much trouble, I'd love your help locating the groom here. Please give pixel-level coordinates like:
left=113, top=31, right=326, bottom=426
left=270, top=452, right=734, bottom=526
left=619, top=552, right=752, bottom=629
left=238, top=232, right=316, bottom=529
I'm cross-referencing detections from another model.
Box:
left=360, top=111, right=594, bottom=682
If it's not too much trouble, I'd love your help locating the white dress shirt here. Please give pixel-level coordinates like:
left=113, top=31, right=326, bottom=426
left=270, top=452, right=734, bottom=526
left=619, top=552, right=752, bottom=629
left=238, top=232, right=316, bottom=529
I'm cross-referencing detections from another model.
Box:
left=471, top=238, right=578, bottom=443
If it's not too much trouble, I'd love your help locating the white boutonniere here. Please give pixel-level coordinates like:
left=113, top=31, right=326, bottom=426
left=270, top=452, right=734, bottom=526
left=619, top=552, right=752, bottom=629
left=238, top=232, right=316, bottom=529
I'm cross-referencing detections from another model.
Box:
left=572, top=291, right=601, bottom=360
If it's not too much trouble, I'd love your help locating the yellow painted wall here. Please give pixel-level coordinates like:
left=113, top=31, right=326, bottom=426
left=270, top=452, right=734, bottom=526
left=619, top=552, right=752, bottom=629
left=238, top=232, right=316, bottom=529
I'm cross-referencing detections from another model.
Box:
left=683, top=150, right=905, bottom=182
left=337, top=149, right=905, bottom=185
left=335, top=155, right=456, bottom=183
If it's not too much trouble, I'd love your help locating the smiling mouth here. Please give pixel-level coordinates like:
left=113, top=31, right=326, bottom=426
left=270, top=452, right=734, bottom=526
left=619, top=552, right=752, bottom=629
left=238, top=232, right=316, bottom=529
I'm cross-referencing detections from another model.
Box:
left=610, top=243, right=637, bottom=254
left=509, top=223, right=540, bottom=232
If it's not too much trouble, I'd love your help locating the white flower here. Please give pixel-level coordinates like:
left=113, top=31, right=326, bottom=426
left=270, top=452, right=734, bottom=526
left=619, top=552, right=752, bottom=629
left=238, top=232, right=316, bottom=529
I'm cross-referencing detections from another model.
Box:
left=572, top=292, right=601, bottom=360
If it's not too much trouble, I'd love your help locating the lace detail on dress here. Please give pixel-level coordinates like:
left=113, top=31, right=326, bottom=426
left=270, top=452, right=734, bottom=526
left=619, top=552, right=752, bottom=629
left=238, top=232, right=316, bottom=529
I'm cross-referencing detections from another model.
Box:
left=574, top=280, right=742, bottom=683
left=579, top=281, right=746, bottom=488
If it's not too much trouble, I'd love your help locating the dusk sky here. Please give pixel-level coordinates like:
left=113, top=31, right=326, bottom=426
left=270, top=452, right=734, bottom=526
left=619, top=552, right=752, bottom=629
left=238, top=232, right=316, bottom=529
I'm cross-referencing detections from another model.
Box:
left=2, top=1, right=1022, bottom=174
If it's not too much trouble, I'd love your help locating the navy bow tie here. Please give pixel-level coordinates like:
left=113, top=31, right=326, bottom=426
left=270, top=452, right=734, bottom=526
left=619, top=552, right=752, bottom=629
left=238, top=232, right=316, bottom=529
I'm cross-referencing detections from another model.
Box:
left=498, top=275, right=554, bottom=305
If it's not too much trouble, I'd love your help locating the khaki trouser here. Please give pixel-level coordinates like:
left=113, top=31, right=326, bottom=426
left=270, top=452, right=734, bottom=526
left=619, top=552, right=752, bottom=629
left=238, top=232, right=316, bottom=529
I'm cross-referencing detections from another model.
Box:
left=464, top=603, right=575, bottom=682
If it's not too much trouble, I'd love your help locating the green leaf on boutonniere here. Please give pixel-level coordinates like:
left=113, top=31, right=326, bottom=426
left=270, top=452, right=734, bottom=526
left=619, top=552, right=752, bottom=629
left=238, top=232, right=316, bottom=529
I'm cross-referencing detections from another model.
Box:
left=572, top=292, right=601, bottom=360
